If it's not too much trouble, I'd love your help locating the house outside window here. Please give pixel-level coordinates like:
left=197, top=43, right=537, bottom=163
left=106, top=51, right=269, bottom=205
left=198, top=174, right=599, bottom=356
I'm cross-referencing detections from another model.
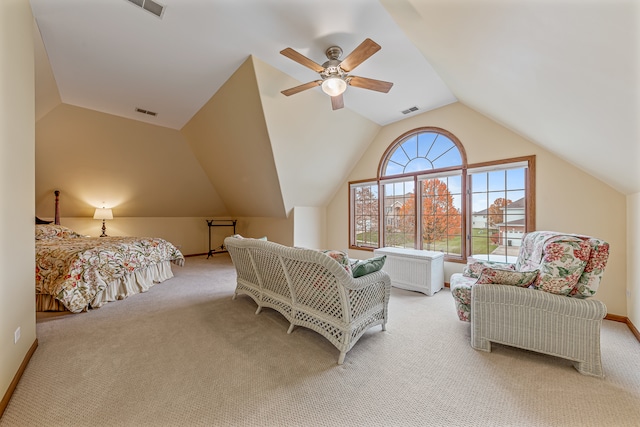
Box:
left=349, top=127, right=535, bottom=263
left=350, top=181, right=379, bottom=248
left=468, top=161, right=532, bottom=262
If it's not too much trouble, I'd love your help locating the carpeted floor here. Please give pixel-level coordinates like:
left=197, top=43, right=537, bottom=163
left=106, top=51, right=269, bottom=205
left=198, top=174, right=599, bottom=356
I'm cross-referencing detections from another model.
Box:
left=1, top=254, right=639, bottom=427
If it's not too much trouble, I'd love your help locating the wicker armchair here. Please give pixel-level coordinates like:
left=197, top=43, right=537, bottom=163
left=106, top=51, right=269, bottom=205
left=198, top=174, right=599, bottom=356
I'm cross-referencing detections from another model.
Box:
left=225, top=236, right=391, bottom=364
left=451, top=231, right=610, bottom=377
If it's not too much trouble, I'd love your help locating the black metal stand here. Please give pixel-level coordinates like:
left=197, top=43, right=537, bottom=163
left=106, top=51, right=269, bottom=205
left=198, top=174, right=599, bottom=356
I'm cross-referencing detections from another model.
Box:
left=206, top=219, right=237, bottom=258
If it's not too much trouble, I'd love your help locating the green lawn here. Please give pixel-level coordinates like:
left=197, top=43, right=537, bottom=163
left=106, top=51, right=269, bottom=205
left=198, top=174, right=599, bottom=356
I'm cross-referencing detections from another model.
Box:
left=356, top=228, right=498, bottom=255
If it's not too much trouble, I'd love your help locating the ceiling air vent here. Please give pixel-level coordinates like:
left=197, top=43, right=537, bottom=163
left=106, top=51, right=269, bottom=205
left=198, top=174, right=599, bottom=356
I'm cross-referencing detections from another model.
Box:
left=135, top=107, right=158, bottom=117
left=401, top=106, right=419, bottom=115
left=125, top=0, right=165, bottom=19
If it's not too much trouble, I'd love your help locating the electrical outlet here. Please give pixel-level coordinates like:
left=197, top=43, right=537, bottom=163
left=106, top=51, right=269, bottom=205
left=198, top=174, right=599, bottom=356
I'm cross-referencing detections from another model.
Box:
left=14, top=327, right=20, bottom=344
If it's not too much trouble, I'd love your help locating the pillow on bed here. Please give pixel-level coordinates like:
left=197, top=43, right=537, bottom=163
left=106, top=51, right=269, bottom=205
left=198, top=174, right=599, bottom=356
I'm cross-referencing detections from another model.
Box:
left=35, top=224, right=83, bottom=240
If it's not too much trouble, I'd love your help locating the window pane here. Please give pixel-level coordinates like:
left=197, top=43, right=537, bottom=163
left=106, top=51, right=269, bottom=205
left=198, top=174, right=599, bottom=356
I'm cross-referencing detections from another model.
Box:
left=488, top=170, right=506, bottom=191
left=471, top=172, right=488, bottom=193
left=401, top=137, right=418, bottom=160
left=383, top=180, right=415, bottom=248
left=420, top=176, right=462, bottom=256
left=469, top=165, right=527, bottom=262
left=417, top=132, right=437, bottom=157
left=507, top=168, right=525, bottom=190
left=405, top=157, right=432, bottom=173
left=389, top=148, right=410, bottom=166
left=352, top=184, right=379, bottom=248
left=432, top=148, right=462, bottom=170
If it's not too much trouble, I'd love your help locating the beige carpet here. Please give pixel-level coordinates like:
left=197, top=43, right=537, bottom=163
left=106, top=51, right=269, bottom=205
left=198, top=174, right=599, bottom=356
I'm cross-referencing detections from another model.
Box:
left=2, top=255, right=639, bottom=427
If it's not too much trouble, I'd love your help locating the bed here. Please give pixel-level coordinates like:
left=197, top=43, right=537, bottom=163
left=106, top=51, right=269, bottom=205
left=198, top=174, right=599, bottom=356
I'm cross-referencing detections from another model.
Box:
left=35, top=192, right=185, bottom=313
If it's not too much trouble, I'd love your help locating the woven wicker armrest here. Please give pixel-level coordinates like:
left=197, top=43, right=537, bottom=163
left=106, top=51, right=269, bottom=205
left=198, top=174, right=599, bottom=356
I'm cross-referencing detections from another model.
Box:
left=342, top=270, right=391, bottom=291
left=472, top=284, right=607, bottom=320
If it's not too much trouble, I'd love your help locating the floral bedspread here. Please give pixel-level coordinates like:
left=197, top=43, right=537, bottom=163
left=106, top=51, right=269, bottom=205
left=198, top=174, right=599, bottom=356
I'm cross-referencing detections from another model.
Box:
left=36, top=236, right=185, bottom=313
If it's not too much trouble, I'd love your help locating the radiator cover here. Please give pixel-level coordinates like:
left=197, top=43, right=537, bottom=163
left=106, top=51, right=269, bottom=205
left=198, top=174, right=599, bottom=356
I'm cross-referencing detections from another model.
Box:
left=373, top=247, right=444, bottom=296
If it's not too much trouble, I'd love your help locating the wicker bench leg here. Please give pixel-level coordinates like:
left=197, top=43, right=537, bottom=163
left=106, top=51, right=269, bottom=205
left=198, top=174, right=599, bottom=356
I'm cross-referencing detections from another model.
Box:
left=255, top=306, right=262, bottom=315
left=287, top=324, right=295, bottom=334
left=338, top=351, right=346, bottom=365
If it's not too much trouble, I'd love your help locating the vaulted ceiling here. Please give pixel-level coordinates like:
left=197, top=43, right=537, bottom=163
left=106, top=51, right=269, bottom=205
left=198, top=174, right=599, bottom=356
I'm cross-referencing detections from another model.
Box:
left=32, top=0, right=638, bottom=201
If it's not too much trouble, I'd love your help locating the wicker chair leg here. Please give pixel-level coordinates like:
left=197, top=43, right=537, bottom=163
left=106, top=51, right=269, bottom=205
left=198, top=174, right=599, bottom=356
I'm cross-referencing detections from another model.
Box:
left=287, top=324, right=295, bottom=334
left=471, top=330, right=492, bottom=352
left=255, top=306, right=262, bottom=315
left=574, top=360, right=604, bottom=378
left=338, top=352, right=346, bottom=365
left=382, top=322, right=387, bottom=331
left=232, top=293, right=237, bottom=300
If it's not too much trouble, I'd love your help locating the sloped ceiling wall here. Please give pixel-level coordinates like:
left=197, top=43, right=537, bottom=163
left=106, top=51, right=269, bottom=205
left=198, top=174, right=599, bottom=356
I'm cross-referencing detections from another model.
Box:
left=35, top=104, right=227, bottom=218
left=252, top=56, right=381, bottom=212
left=33, top=19, right=60, bottom=122
left=381, top=0, right=639, bottom=195
left=181, top=56, right=287, bottom=218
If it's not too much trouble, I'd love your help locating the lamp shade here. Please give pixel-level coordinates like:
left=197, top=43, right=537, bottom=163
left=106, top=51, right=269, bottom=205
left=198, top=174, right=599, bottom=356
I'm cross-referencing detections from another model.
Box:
left=321, top=77, right=347, bottom=97
left=93, top=208, right=113, bottom=220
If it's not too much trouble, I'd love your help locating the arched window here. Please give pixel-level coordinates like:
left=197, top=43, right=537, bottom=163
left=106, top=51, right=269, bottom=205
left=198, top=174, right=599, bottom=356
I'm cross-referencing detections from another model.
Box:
left=350, top=127, right=534, bottom=263
left=380, top=128, right=464, bottom=176
left=377, top=128, right=466, bottom=256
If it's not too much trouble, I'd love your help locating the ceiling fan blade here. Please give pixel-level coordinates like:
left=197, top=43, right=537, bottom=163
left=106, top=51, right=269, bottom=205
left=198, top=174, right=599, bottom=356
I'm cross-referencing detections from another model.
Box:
left=281, top=80, right=322, bottom=96
left=331, top=94, right=344, bottom=110
left=280, top=48, right=325, bottom=73
left=339, top=38, right=381, bottom=72
left=348, top=76, right=393, bottom=93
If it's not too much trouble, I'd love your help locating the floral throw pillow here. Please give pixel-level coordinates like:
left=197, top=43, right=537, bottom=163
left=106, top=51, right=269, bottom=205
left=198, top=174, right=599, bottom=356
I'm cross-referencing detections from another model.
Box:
left=321, top=250, right=352, bottom=274
left=463, top=260, right=515, bottom=279
left=534, top=238, right=591, bottom=295
left=569, top=239, right=609, bottom=298
left=476, top=267, right=539, bottom=287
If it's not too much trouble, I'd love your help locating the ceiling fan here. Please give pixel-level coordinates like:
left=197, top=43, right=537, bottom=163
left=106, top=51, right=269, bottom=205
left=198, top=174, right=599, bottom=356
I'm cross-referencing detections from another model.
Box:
left=280, top=38, right=393, bottom=110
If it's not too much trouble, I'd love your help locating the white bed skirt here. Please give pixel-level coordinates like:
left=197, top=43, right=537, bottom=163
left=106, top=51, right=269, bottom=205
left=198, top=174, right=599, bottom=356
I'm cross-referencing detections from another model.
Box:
left=36, top=261, right=175, bottom=312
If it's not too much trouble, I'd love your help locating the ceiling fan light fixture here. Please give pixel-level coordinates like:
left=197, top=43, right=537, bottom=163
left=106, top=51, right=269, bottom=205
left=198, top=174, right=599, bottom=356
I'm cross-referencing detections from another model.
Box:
left=321, top=77, right=347, bottom=97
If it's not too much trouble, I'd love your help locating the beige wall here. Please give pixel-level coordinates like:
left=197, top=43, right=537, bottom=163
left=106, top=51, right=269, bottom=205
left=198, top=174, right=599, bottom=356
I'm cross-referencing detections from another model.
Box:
left=56, top=215, right=293, bottom=256
left=234, top=216, right=294, bottom=247
left=628, top=192, right=640, bottom=327
left=1, top=0, right=36, bottom=403
left=293, top=207, right=326, bottom=250
left=35, top=104, right=226, bottom=218
left=326, top=102, right=628, bottom=316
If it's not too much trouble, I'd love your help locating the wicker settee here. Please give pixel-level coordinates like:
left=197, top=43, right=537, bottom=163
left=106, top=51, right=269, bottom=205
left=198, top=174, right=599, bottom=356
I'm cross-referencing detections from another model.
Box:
left=224, top=236, right=391, bottom=364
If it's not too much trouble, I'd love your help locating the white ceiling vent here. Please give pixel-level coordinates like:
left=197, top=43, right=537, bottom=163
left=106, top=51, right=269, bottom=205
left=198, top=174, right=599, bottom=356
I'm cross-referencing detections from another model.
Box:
left=401, top=106, right=419, bottom=115
left=125, top=0, right=165, bottom=19
left=135, top=107, right=158, bottom=117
